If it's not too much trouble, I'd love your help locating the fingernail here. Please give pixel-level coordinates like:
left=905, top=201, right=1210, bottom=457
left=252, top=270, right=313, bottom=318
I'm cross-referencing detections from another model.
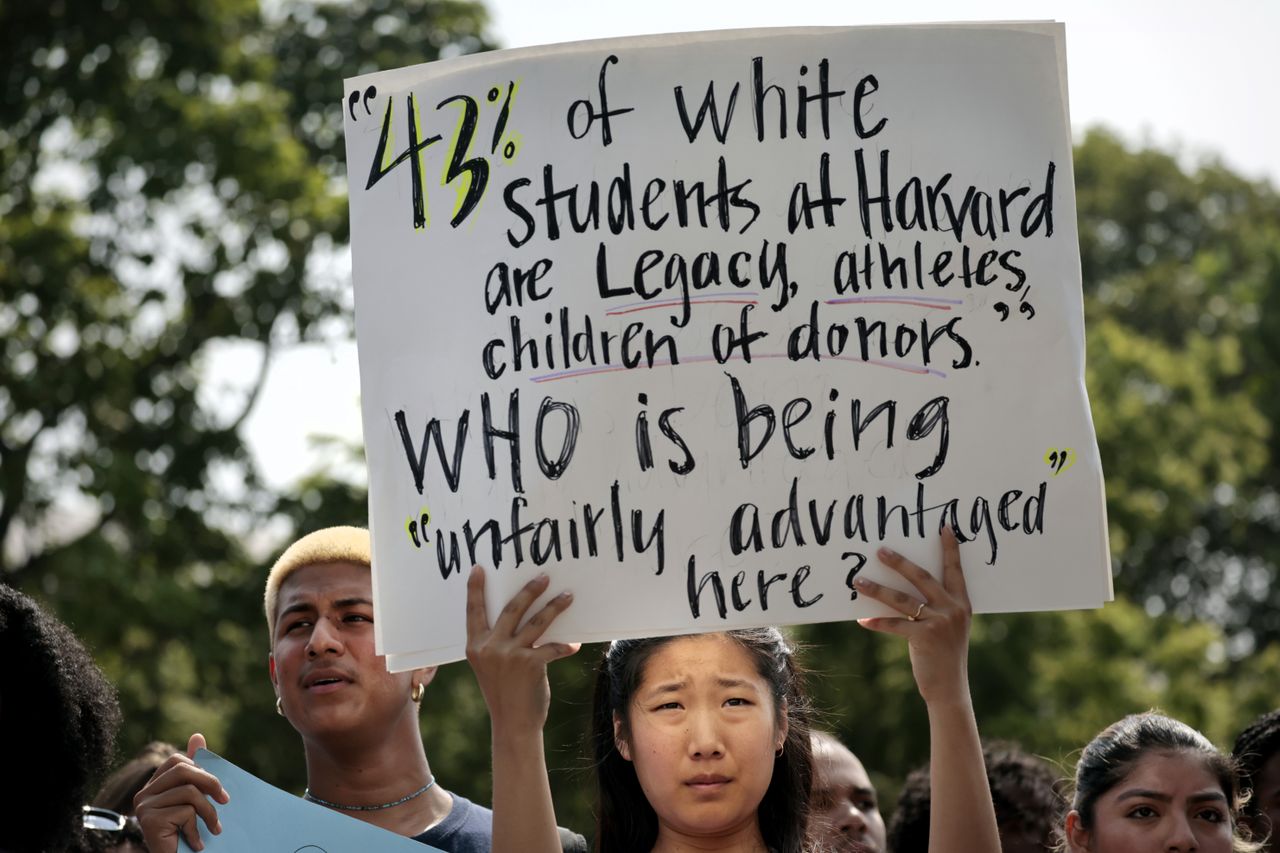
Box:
left=854, top=578, right=872, bottom=589
left=878, top=546, right=896, bottom=559
left=536, top=572, right=549, bottom=583
left=558, top=591, right=573, bottom=601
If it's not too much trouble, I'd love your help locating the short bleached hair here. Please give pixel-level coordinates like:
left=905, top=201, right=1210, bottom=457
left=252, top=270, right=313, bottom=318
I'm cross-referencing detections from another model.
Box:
left=263, top=526, right=371, bottom=641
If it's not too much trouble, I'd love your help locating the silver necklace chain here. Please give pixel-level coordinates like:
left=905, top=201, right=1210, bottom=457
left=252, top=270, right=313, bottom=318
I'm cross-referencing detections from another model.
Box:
left=303, top=776, right=436, bottom=812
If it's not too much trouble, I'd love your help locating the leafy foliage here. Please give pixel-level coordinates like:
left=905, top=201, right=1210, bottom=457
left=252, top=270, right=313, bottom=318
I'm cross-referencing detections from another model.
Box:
left=1, top=0, right=492, bottom=788
left=1076, top=131, right=1280, bottom=643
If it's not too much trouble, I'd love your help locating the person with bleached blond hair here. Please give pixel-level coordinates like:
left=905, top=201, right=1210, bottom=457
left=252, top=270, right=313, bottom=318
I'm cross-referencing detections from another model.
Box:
left=134, top=526, right=586, bottom=853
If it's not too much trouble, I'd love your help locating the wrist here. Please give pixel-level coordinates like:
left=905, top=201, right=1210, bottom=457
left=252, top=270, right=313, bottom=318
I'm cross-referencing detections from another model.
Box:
left=491, top=726, right=546, bottom=757
left=922, top=686, right=975, bottom=717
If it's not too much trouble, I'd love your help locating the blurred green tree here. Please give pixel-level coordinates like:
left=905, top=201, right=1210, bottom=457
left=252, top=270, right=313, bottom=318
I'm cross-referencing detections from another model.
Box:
left=1, top=0, right=492, bottom=789
left=1075, top=130, right=1280, bottom=644
left=801, top=600, right=1280, bottom=817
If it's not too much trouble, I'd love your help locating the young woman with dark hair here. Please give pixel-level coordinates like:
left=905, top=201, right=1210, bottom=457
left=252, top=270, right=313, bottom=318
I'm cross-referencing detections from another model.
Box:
left=590, top=628, right=812, bottom=853
left=1063, top=712, right=1261, bottom=853
left=466, top=528, right=1000, bottom=853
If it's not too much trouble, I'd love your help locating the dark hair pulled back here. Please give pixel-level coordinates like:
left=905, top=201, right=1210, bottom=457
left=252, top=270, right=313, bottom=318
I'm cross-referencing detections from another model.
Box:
left=590, top=628, right=813, bottom=853
left=1067, top=712, right=1257, bottom=852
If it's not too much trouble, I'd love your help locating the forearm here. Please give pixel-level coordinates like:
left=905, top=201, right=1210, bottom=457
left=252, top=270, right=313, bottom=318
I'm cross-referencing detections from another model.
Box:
left=925, top=691, right=1000, bottom=853
left=491, top=727, right=562, bottom=853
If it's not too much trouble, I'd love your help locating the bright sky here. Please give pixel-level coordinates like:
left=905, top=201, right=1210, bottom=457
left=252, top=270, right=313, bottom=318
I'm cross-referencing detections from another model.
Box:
left=241, top=0, right=1278, bottom=490
left=489, top=0, right=1279, bottom=182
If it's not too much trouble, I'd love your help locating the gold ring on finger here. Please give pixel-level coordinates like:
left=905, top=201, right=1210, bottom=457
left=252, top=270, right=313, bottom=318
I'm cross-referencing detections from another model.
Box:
left=909, top=602, right=927, bottom=621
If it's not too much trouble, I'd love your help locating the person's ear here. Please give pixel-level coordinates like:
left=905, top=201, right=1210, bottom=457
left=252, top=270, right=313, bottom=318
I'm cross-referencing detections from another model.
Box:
left=775, top=698, right=789, bottom=753
left=613, top=712, right=632, bottom=761
left=407, top=666, right=436, bottom=703
left=1064, top=809, right=1091, bottom=851
left=269, top=653, right=278, bottom=693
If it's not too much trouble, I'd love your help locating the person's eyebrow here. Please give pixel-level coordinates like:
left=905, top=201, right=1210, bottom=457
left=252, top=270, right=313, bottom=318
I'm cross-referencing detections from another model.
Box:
left=1116, top=789, right=1228, bottom=804
left=278, top=597, right=372, bottom=621
left=644, top=681, right=687, bottom=696
left=716, top=677, right=758, bottom=690
left=278, top=601, right=317, bottom=620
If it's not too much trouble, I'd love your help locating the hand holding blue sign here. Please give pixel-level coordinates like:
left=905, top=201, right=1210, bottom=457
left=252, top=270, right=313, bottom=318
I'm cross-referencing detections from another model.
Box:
left=162, top=749, right=437, bottom=852
left=135, top=735, right=229, bottom=853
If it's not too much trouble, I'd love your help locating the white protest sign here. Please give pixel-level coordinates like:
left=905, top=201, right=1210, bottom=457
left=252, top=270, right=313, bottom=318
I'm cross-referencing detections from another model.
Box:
left=342, top=24, right=1112, bottom=669
left=178, top=750, right=438, bottom=851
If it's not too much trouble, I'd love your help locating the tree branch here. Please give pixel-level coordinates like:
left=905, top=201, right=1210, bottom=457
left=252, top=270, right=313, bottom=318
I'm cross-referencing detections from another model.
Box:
left=0, top=438, right=35, bottom=573
left=226, top=335, right=275, bottom=435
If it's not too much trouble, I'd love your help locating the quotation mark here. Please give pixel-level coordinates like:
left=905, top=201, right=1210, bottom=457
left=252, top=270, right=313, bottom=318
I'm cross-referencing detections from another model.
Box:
left=405, top=506, right=431, bottom=548
left=1043, top=447, right=1075, bottom=476
left=995, top=282, right=1036, bottom=322
left=347, top=85, right=377, bottom=121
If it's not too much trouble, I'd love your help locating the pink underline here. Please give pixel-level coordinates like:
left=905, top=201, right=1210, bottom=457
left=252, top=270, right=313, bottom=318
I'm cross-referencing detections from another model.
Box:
left=607, top=299, right=759, bottom=316
left=530, top=352, right=947, bottom=383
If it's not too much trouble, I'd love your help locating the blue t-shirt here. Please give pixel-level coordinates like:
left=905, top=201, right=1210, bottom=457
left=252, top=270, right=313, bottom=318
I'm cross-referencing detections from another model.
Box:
left=413, top=792, right=587, bottom=853
left=412, top=792, right=491, bottom=853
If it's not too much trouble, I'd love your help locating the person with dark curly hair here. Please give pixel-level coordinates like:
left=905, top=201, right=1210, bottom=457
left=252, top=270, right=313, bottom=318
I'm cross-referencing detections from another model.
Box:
left=887, top=740, right=1064, bottom=853
left=0, top=584, right=121, bottom=853
left=1233, top=708, right=1280, bottom=851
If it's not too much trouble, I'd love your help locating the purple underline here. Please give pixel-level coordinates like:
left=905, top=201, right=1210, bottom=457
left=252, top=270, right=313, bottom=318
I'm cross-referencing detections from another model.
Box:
left=608, top=299, right=758, bottom=316
left=826, top=296, right=964, bottom=309
left=530, top=352, right=948, bottom=383
left=606, top=291, right=761, bottom=311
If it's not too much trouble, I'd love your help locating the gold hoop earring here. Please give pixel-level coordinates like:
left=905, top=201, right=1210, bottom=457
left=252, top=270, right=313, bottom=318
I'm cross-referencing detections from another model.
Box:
left=411, top=682, right=425, bottom=703
left=276, top=697, right=285, bottom=717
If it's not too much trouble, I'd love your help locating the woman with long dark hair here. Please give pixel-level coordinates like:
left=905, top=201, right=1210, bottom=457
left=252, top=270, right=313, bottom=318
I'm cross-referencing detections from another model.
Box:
left=466, top=528, right=999, bottom=853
